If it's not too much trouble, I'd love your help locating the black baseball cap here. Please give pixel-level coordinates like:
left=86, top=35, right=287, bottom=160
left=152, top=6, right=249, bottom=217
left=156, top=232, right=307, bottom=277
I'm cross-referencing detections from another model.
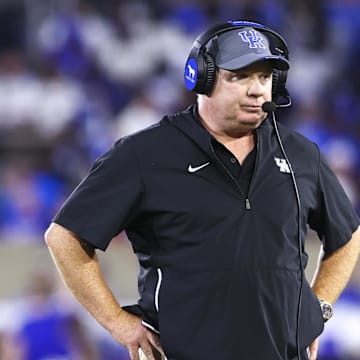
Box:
left=207, top=27, right=290, bottom=71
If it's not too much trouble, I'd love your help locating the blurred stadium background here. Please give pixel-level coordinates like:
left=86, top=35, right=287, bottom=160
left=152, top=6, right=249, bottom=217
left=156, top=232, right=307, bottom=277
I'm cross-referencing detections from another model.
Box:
left=0, top=0, right=359, bottom=359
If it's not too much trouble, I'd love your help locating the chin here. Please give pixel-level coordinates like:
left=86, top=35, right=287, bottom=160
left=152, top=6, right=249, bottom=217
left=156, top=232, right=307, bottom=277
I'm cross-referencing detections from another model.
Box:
left=239, top=114, right=265, bottom=127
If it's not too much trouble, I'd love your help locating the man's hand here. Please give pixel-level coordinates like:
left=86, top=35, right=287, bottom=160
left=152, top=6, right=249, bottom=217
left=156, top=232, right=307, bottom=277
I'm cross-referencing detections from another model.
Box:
left=111, top=310, right=164, bottom=360
left=308, top=337, right=319, bottom=360
left=45, top=223, right=165, bottom=360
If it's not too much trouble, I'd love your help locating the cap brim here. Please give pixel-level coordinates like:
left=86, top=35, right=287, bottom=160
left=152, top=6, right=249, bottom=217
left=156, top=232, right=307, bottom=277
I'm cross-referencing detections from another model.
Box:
left=217, top=54, right=290, bottom=71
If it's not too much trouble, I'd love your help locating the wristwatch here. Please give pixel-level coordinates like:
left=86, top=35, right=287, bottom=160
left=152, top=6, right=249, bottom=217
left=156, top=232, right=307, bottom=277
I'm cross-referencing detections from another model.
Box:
left=318, top=299, right=333, bottom=322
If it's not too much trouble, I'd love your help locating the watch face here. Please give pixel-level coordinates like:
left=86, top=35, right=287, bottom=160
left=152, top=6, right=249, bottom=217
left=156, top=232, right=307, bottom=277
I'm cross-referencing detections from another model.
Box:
left=320, top=300, right=333, bottom=322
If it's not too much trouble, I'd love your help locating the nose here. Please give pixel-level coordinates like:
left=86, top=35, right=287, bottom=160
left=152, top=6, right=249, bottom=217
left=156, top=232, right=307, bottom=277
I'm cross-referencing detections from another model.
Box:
left=247, top=78, right=265, bottom=97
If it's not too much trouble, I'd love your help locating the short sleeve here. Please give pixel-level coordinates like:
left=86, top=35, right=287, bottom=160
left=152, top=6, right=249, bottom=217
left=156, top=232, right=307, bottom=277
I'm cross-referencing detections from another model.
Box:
left=53, top=137, right=144, bottom=251
left=308, top=150, right=360, bottom=254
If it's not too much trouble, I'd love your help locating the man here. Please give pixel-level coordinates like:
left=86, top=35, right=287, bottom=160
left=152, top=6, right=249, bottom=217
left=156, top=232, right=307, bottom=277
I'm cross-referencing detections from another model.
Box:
left=45, top=21, right=360, bottom=360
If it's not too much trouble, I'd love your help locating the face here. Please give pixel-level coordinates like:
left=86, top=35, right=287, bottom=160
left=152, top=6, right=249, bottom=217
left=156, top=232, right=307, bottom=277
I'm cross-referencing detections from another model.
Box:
left=198, top=62, right=273, bottom=136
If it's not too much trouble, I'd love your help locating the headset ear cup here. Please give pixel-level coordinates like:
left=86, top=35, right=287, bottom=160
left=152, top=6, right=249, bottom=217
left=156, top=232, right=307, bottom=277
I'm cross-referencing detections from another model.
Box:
left=272, top=70, right=280, bottom=101
left=191, top=52, right=206, bottom=94
left=272, top=69, right=289, bottom=103
left=202, top=52, right=216, bottom=95
left=193, top=51, right=216, bottom=95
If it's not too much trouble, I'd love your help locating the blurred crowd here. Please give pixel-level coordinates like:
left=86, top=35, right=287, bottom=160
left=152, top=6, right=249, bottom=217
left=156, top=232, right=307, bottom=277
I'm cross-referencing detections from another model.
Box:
left=0, top=270, right=131, bottom=360
left=0, top=0, right=359, bottom=242
left=0, top=0, right=359, bottom=359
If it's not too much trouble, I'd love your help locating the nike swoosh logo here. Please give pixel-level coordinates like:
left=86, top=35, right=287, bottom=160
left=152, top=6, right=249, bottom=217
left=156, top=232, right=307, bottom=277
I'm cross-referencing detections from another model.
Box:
left=188, top=162, right=210, bottom=173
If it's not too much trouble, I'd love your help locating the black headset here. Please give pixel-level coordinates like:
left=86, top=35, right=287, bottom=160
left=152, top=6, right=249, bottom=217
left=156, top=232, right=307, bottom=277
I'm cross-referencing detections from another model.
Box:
left=184, top=20, right=290, bottom=103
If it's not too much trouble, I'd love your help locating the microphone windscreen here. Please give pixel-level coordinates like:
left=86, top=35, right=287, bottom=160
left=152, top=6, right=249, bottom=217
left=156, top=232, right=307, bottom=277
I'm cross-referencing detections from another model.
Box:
left=262, top=101, right=276, bottom=113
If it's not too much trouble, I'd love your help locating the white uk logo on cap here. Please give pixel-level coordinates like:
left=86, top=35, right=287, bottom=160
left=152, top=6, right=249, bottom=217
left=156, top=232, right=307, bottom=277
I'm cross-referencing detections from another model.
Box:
left=238, top=30, right=266, bottom=49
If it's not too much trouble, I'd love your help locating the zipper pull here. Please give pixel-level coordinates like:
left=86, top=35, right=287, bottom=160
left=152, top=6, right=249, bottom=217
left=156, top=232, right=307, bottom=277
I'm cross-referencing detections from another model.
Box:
left=245, top=198, right=251, bottom=210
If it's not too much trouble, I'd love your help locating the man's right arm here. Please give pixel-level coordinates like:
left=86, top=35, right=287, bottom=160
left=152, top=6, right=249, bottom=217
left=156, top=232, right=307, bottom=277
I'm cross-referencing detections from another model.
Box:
left=44, top=222, right=163, bottom=360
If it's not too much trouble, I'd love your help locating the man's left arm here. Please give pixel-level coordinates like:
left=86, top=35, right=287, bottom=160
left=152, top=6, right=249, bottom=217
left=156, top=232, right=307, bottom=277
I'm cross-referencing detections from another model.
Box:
left=308, top=226, right=360, bottom=360
left=311, top=225, right=360, bottom=303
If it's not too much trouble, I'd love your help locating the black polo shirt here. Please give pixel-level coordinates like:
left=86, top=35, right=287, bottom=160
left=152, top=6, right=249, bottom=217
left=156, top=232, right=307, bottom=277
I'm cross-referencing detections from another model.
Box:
left=193, top=107, right=257, bottom=197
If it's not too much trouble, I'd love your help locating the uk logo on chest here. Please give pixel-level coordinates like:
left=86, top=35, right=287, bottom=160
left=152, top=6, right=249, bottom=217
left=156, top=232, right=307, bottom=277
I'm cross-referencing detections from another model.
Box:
left=274, top=157, right=291, bottom=173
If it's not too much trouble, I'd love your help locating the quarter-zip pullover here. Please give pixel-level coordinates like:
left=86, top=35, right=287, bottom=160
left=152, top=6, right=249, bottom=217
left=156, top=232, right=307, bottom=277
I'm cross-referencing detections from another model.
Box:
left=54, top=104, right=359, bottom=360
